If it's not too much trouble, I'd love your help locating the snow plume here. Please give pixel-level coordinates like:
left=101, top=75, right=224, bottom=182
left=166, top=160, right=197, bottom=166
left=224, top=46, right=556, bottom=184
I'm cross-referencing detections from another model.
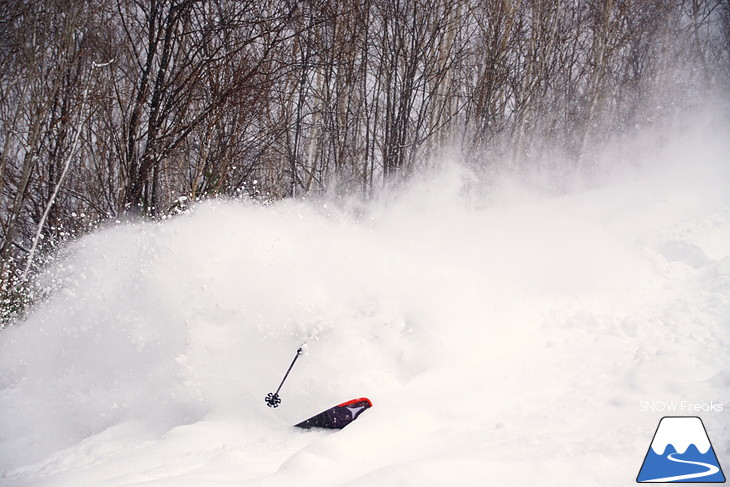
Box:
left=1, top=109, right=730, bottom=486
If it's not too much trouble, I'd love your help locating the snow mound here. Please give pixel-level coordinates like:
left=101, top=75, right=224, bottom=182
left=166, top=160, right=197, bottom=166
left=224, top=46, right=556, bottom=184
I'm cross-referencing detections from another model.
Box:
left=1, top=118, right=730, bottom=486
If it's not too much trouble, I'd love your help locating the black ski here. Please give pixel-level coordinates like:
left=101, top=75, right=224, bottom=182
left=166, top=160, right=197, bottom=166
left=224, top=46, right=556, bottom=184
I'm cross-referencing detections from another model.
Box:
left=295, top=398, right=373, bottom=429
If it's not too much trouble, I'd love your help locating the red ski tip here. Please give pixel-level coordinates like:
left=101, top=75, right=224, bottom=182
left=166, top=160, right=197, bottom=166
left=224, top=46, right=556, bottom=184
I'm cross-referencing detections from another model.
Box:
left=336, top=397, right=373, bottom=408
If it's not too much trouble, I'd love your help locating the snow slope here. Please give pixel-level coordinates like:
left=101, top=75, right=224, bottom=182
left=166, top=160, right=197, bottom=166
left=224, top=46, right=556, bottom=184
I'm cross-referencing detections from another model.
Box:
left=1, top=116, right=729, bottom=486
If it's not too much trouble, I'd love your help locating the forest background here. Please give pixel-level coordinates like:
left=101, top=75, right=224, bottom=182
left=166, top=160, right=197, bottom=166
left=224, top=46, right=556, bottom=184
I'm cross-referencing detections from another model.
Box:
left=1, top=0, right=728, bottom=322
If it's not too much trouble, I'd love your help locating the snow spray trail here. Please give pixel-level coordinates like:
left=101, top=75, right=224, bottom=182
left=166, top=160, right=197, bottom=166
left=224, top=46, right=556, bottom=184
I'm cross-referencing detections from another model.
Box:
left=1, top=112, right=729, bottom=486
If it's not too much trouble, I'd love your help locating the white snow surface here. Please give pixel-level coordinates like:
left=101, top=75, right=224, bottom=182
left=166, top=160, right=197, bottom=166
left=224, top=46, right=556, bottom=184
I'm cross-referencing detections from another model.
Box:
left=1, top=116, right=730, bottom=486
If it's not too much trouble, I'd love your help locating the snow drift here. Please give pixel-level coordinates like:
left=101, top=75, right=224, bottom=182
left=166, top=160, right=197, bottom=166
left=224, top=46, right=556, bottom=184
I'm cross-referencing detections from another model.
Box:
left=1, top=113, right=729, bottom=486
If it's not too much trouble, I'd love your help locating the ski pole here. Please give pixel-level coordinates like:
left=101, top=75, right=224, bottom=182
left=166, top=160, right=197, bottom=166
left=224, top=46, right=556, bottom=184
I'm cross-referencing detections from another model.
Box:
left=265, top=347, right=303, bottom=407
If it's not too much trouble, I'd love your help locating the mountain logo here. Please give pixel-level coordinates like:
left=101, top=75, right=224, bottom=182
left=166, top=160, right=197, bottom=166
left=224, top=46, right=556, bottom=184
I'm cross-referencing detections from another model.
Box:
left=637, top=416, right=725, bottom=483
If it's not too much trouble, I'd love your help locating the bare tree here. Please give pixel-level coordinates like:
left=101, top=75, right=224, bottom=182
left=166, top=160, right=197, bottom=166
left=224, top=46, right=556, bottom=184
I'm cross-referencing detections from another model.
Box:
left=0, top=0, right=96, bottom=300
left=1, top=0, right=727, bottom=323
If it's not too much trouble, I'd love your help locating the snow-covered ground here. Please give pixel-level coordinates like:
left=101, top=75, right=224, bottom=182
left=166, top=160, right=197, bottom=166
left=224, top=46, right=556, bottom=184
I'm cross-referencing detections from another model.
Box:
left=1, top=114, right=729, bottom=486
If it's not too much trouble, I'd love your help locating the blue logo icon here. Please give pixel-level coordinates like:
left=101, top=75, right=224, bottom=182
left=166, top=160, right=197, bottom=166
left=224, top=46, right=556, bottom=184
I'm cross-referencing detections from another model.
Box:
left=637, top=416, right=725, bottom=483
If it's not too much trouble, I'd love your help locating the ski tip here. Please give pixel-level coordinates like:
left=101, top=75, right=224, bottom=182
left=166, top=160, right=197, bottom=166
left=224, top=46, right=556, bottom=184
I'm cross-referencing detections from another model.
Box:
left=336, top=397, right=373, bottom=408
